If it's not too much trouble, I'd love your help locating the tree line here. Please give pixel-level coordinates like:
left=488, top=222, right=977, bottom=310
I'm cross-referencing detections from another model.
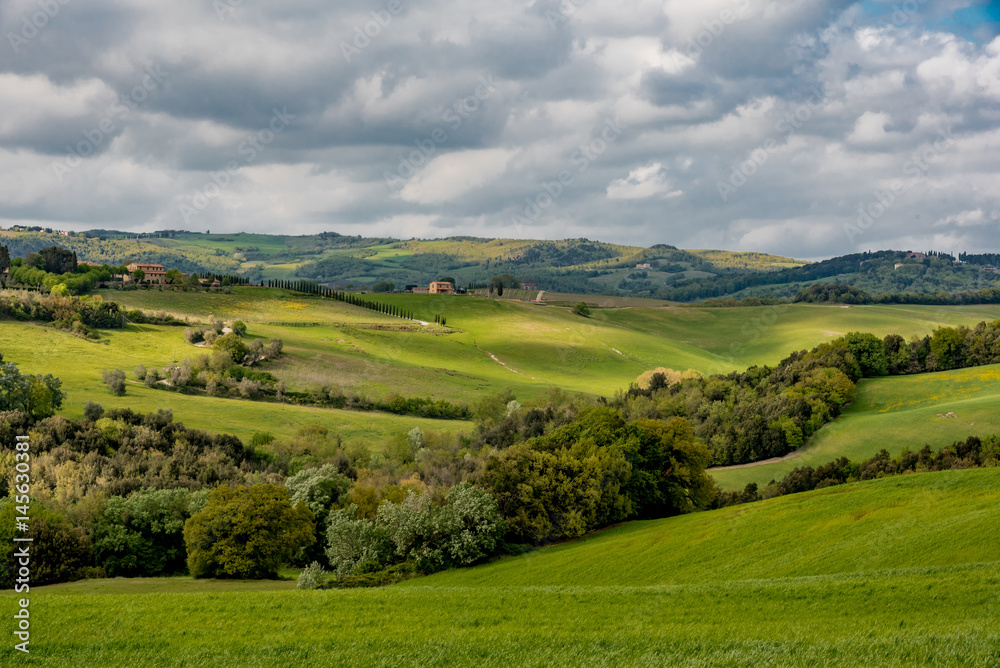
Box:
left=614, top=319, right=1000, bottom=466
left=713, top=434, right=1000, bottom=508
left=268, top=280, right=415, bottom=320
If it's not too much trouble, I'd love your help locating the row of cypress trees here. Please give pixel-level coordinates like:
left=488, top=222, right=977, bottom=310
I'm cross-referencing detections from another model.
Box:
left=266, top=279, right=416, bottom=321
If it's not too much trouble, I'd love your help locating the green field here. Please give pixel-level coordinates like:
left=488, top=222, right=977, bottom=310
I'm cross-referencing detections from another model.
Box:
left=5, top=288, right=1000, bottom=451
left=711, top=363, right=1000, bottom=490
left=8, top=468, right=999, bottom=666
left=0, top=319, right=471, bottom=447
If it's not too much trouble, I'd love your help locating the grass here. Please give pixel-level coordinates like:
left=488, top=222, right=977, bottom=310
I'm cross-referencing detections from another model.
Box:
left=0, top=319, right=471, bottom=448
left=711, top=364, right=1000, bottom=490
left=411, top=467, right=1000, bottom=587
left=5, top=289, right=1000, bottom=450
left=6, top=468, right=1000, bottom=666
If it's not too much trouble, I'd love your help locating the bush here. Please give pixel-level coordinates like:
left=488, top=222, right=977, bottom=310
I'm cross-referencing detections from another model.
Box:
left=325, top=505, right=394, bottom=576
left=83, top=401, right=104, bottom=421
left=572, top=302, right=591, bottom=317
left=296, top=561, right=327, bottom=590
left=94, top=488, right=207, bottom=577
left=133, top=364, right=147, bottom=381
left=184, top=484, right=314, bottom=579
left=231, top=320, right=247, bottom=336
left=101, top=369, right=126, bottom=396
left=214, top=332, right=249, bottom=364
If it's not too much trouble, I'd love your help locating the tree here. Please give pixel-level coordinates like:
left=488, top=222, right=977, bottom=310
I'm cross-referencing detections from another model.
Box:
left=132, top=268, right=146, bottom=284
left=843, top=332, right=888, bottom=377
left=213, top=332, right=249, bottom=364
left=572, top=302, right=591, bottom=317
left=83, top=401, right=104, bottom=421
left=231, top=320, right=247, bottom=336
left=0, top=363, right=64, bottom=418
left=0, top=245, right=9, bottom=275
left=165, top=269, right=183, bottom=284
left=28, top=246, right=77, bottom=274
left=94, top=489, right=208, bottom=577
left=325, top=505, right=394, bottom=576
left=371, top=280, right=395, bottom=293
left=183, top=484, right=314, bottom=579
left=102, top=369, right=127, bottom=396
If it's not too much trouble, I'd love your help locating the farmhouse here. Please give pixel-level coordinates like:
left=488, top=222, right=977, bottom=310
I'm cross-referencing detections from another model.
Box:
left=411, top=286, right=430, bottom=294
left=635, top=263, right=652, bottom=270
left=429, top=281, right=454, bottom=294
left=126, top=262, right=167, bottom=284
left=520, top=280, right=538, bottom=290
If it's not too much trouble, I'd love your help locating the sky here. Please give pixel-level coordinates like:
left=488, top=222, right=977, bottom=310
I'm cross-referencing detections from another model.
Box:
left=1, top=0, right=999, bottom=259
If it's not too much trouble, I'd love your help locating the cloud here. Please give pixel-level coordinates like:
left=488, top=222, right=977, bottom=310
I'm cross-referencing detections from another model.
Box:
left=606, top=162, right=682, bottom=199
left=0, top=0, right=998, bottom=257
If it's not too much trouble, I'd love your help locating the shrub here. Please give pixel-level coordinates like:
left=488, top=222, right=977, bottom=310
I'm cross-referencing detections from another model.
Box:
left=83, top=401, right=104, bottom=421
left=102, top=369, right=126, bottom=396
left=296, top=561, right=327, bottom=590
left=133, top=364, right=147, bottom=381
left=94, top=488, right=208, bottom=577
left=184, top=484, right=314, bottom=579
left=214, top=333, right=249, bottom=364
left=231, top=320, right=247, bottom=336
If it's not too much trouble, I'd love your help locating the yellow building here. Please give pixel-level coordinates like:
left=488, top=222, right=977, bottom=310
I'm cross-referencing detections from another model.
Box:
left=429, top=281, right=454, bottom=294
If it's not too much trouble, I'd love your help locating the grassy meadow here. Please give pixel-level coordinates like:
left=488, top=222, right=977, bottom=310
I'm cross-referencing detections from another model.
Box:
left=0, top=319, right=471, bottom=447
left=711, top=363, right=1000, bottom=490
left=5, top=468, right=999, bottom=666
left=3, top=287, right=998, bottom=453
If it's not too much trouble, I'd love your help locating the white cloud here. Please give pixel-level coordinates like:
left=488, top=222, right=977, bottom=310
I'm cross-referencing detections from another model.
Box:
left=606, top=162, right=682, bottom=200
left=398, top=149, right=515, bottom=205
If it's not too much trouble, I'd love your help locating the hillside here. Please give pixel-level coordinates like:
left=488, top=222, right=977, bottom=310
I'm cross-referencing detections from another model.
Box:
left=4, top=288, right=999, bottom=450
left=1, top=228, right=804, bottom=295
left=711, top=363, right=1000, bottom=490
left=7, top=469, right=999, bottom=666
left=410, top=467, right=1000, bottom=587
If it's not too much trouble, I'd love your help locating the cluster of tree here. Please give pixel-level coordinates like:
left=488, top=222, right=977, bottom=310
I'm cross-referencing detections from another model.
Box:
left=960, top=253, right=1000, bottom=267
left=714, top=434, right=1000, bottom=508
left=660, top=251, right=1000, bottom=302
left=793, top=283, right=1000, bottom=306
left=0, top=405, right=296, bottom=586
left=0, top=291, right=126, bottom=336
left=479, top=409, right=714, bottom=545
left=111, top=327, right=284, bottom=397
left=613, top=321, right=1000, bottom=466
left=324, top=482, right=505, bottom=577
left=268, top=279, right=415, bottom=320
left=0, top=232, right=242, bottom=276
left=0, top=356, right=64, bottom=419
left=4, top=258, right=126, bottom=296
left=146, top=328, right=470, bottom=419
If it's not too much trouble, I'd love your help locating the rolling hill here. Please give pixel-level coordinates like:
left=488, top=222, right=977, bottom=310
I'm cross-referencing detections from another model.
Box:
left=7, top=468, right=999, bottom=666
left=711, top=363, right=1000, bottom=491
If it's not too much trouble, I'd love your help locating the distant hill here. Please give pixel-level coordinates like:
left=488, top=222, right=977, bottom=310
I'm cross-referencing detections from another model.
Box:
left=5, top=228, right=997, bottom=301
